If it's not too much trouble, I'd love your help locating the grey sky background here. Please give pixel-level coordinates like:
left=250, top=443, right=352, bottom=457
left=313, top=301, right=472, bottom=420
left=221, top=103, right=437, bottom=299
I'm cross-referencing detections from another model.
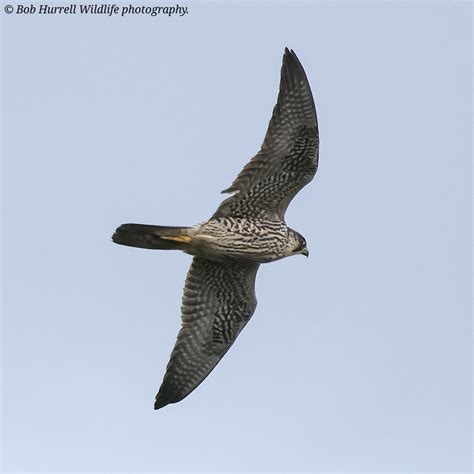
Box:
left=2, top=1, right=472, bottom=472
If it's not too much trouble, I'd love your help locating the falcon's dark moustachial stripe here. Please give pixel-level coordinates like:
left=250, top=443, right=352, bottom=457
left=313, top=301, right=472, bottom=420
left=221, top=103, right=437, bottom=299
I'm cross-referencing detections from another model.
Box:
left=112, top=48, right=319, bottom=410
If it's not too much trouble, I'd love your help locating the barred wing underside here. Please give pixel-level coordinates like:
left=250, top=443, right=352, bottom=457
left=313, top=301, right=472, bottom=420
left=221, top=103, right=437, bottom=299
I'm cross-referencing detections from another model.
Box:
left=213, top=48, right=319, bottom=222
left=154, top=257, right=259, bottom=409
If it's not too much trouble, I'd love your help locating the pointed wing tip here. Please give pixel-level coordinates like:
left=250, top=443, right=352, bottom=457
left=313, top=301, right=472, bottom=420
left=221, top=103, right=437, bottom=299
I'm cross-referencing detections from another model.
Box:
left=154, top=384, right=172, bottom=410
left=283, top=47, right=295, bottom=64
left=283, top=46, right=296, bottom=55
left=283, top=46, right=296, bottom=56
left=154, top=383, right=188, bottom=410
left=280, top=48, right=315, bottom=117
left=154, top=400, right=168, bottom=410
left=154, top=392, right=172, bottom=410
left=283, top=47, right=304, bottom=71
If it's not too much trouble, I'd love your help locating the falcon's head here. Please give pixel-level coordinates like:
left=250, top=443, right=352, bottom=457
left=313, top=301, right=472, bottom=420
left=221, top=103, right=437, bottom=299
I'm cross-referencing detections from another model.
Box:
left=289, top=230, right=309, bottom=258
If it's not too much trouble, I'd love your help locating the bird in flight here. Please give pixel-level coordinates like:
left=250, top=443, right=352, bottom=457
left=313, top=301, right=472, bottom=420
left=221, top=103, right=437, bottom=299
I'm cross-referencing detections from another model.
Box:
left=112, top=48, right=319, bottom=410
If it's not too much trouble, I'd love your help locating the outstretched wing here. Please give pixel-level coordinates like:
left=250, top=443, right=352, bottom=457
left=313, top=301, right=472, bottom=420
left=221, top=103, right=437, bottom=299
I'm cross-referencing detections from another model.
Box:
left=213, top=48, right=319, bottom=222
left=154, top=257, right=259, bottom=410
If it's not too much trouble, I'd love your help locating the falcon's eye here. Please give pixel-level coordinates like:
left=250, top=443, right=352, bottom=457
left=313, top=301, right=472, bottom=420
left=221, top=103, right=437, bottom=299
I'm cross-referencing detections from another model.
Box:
left=294, top=240, right=305, bottom=252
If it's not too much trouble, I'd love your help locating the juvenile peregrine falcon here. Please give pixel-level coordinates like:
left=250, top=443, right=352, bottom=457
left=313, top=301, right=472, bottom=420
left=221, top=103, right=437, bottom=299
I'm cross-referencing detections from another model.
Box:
left=112, top=48, right=319, bottom=410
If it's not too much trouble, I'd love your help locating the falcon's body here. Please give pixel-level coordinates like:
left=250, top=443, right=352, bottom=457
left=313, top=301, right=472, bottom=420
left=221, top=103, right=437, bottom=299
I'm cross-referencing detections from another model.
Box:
left=186, top=218, right=306, bottom=263
left=112, top=48, right=319, bottom=410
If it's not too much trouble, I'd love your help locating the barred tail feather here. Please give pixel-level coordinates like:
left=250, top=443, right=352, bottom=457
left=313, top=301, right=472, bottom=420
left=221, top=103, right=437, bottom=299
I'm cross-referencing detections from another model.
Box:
left=112, top=224, right=192, bottom=250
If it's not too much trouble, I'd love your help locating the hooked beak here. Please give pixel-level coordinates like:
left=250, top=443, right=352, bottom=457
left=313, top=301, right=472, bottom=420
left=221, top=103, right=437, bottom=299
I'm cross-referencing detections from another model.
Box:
left=301, top=247, right=309, bottom=257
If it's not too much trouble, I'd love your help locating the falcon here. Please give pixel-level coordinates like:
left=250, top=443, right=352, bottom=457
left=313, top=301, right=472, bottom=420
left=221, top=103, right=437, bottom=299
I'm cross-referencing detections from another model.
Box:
left=112, top=48, right=319, bottom=410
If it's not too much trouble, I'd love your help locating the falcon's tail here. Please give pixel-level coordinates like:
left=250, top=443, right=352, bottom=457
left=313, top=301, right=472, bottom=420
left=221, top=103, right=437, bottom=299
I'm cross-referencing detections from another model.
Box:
left=112, top=224, right=193, bottom=250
